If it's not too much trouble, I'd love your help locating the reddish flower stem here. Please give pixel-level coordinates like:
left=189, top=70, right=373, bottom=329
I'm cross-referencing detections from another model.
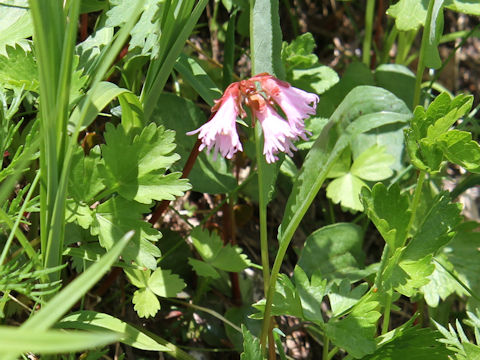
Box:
left=80, top=14, right=88, bottom=41
left=149, top=139, right=201, bottom=225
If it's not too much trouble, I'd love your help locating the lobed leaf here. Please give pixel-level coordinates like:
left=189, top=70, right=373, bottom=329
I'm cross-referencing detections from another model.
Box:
left=91, top=197, right=161, bottom=269
left=240, top=325, right=263, bottom=360
left=325, top=297, right=381, bottom=358
left=99, top=122, right=190, bottom=204
left=361, top=183, right=411, bottom=251
left=0, top=0, right=32, bottom=55
left=189, top=227, right=251, bottom=274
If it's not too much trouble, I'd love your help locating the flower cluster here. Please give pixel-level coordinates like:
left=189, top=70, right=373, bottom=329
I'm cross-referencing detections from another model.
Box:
left=187, top=73, right=319, bottom=163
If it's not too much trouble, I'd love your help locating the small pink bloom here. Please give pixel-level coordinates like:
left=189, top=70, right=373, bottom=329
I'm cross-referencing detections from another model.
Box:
left=187, top=84, right=243, bottom=160
left=260, top=76, right=318, bottom=139
left=252, top=96, right=297, bottom=164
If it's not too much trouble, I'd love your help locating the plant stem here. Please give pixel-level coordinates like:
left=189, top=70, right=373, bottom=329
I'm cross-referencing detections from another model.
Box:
left=406, top=170, right=426, bottom=237
left=255, top=125, right=274, bottom=357
left=413, top=0, right=435, bottom=108
left=255, top=126, right=271, bottom=296
left=0, top=170, right=40, bottom=265
left=363, top=0, right=375, bottom=67
left=381, top=292, right=392, bottom=334
left=322, top=333, right=330, bottom=360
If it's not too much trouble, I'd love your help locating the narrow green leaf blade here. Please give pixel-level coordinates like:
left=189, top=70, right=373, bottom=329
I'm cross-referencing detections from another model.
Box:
left=22, top=231, right=133, bottom=331
left=58, top=311, right=171, bottom=351
left=0, top=327, right=119, bottom=354
left=250, top=0, right=284, bottom=77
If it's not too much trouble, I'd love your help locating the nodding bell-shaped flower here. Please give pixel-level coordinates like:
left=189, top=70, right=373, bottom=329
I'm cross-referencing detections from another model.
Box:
left=186, top=83, right=243, bottom=160
left=249, top=94, right=297, bottom=164
left=187, top=73, right=319, bottom=163
left=259, top=75, right=319, bottom=139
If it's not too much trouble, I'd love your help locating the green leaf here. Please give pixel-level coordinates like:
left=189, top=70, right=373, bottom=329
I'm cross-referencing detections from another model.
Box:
left=68, top=145, right=105, bottom=203
left=325, top=298, right=381, bottom=358
left=328, top=280, right=369, bottom=317
left=91, top=197, right=161, bottom=269
left=76, top=26, right=114, bottom=77
left=188, top=258, right=220, bottom=279
left=442, top=224, right=480, bottom=308
left=118, top=91, right=145, bottom=133
left=278, top=86, right=411, bottom=247
left=297, top=223, right=366, bottom=282
left=424, top=0, right=444, bottom=69
left=390, top=254, right=435, bottom=296
left=421, top=256, right=465, bottom=307
left=351, top=145, right=394, bottom=181
left=68, top=81, right=128, bottom=133
left=81, top=0, right=108, bottom=13
left=124, top=267, right=150, bottom=288
left=106, top=0, right=162, bottom=56
left=0, top=45, right=38, bottom=92
left=99, top=122, right=190, bottom=203
left=240, top=325, right=263, bottom=360
left=445, top=0, right=480, bottom=15
left=65, top=199, right=93, bottom=229
left=174, top=53, right=222, bottom=106
left=125, top=267, right=185, bottom=318
left=282, top=32, right=318, bottom=70
left=189, top=227, right=251, bottom=273
left=362, top=326, right=453, bottom=359
left=380, top=237, right=435, bottom=296
left=0, top=0, right=33, bottom=55
left=250, top=0, right=284, bottom=78
left=406, top=92, right=474, bottom=173
left=291, top=65, right=339, bottom=95
left=0, top=327, right=119, bottom=354
left=252, top=274, right=303, bottom=318
left=281, top=32, right=339, bottom=96
left=387, top=0, right=429, bottom=31
left=132, top=288, right=160, bottom=318
left=148, top=268, right=186, bottom=297
left=437, top=130, right=480, bottom=173
left=151, top=93, right=237, bottom=194
left=57, top=311, right=171, bottom=351
left=142, top=0, right=208, bottom=120
left=326, top=173, right=367, bottom=211
left=374, top=64, right=416, bottom=110
left=317, top=62, right=375, bottom=118
left=361, top=183, right=411, bottom=250
left=403, top=192, right=461, bottom=261
left=292, top=266, right=327, bottom=323
left=20, top=231, right=133, bottom=332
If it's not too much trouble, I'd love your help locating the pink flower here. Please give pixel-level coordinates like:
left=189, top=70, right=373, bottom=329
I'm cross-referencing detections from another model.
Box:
left=187, top=73, right=319, bottom=163
left=187, top=84, right=243, bottom=160
left=251, top=95, right=297, bottom=164
left=260, top=76, right=319, bottom=139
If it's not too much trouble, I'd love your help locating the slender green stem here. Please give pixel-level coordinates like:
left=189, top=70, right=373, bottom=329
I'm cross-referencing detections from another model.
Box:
left=255, top=126, right=271, bottom=296
left=0, top=170, right=41, bottom=265
left=255, top=125, right=273, bottom=358
left=167, top=298, right=242, bottom=333
left=381, top=292, right=392, bottom=335
left=413, top=0, right=435, bottom=108
left=327, top=347, right=339, bottom=360
left=362, top=0, right=375, bottom=67
left=406, top=170, right=426, bottom=237
left=322, top=333, right=330, bottom=360
left=260, top=235, right=288, bottom=350
left=380, top=25, right=398, bottom=64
